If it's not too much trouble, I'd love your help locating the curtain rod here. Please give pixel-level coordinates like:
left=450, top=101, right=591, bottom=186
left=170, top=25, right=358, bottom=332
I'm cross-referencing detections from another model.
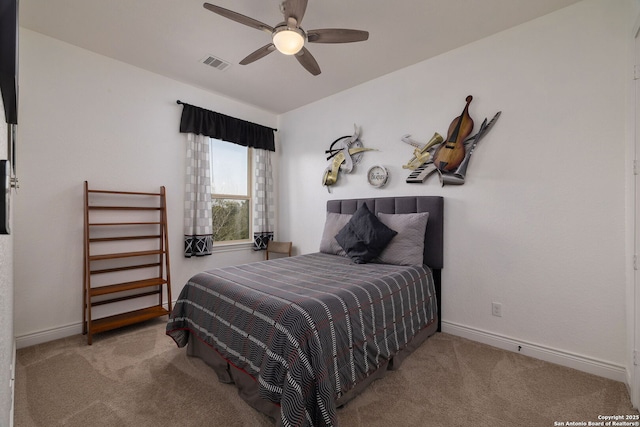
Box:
left=176, top=100, right=277, bottom=132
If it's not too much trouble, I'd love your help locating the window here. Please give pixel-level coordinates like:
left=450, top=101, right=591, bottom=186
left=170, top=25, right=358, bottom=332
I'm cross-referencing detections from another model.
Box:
left=210, top=139, right=252, bottom=244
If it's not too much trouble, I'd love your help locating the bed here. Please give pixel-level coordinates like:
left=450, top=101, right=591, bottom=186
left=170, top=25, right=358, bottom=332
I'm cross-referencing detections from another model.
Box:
left=166, top=196, right=444, bottom=427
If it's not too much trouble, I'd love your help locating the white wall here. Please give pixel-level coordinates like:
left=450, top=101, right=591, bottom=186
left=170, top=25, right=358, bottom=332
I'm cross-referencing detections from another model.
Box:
left=13, top=29, right=278, bottom=344
left=0, top=105, right=15, bottom=427
left=279, top=0, right=633, bottom=378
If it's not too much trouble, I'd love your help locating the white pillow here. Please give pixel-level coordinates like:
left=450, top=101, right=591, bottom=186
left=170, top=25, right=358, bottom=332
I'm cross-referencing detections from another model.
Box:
left=375, top=212, right=429, bottom=266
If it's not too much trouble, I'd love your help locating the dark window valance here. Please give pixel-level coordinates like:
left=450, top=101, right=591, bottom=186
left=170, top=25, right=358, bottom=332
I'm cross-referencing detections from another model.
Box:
left=178, top=101, right=276, bottom=152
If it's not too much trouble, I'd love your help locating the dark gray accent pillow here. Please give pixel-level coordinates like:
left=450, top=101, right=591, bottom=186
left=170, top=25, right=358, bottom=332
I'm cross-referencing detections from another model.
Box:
left=376, top=212, right=429, bottom=265
left=335, top=203, right=397, bottom=264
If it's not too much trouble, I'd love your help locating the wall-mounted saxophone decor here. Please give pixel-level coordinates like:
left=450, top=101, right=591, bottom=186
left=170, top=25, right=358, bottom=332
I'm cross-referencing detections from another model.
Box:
left=402, top=96, right=501, bottom=186
left=322, top=124, right=374, bottom=191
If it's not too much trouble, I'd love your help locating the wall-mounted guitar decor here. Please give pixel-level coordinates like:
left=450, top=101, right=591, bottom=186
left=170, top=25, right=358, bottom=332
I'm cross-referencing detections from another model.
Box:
left=402, top=95, right=501, bottom=186
left=322, top=124, right=374, bottom=191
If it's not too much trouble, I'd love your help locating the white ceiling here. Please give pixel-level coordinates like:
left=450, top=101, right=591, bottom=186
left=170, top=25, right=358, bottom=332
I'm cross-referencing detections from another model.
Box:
left=20, top=0, right=582, bottom=114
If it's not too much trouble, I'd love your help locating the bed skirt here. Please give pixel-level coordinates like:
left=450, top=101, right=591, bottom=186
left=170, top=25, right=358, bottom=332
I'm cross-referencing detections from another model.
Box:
left=186, top=317, right=439, bottom=425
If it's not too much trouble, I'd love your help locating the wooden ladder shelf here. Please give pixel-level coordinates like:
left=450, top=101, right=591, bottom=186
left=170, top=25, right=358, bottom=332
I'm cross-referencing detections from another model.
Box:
left=83, top=181, right=172, bottom=344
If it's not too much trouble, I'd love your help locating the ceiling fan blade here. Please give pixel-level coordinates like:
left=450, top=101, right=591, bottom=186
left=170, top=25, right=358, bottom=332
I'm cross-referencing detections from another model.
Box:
left=282, top=0, right=308, bottom=25
left=307, top=29, right=369, bottom=43
left=295, top=47, right=321, bottom=76
left=203, top=3, right=273, bottom=33
left=239, top=44, right=276, bottom=65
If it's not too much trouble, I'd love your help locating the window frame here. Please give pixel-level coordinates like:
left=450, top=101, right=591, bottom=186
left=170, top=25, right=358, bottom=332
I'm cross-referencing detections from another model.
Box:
left=209, top=139, right=253, bottom=246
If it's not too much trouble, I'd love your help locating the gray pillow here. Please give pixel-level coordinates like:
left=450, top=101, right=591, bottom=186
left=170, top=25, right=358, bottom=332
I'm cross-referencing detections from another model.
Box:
left=375, top=212, right=429, bottom=266
left=319, top=212, right=352, bottom=256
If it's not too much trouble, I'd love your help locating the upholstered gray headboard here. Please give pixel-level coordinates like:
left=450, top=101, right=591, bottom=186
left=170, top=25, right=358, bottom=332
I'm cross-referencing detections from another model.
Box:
left=326, top=196, right=444, bottom=269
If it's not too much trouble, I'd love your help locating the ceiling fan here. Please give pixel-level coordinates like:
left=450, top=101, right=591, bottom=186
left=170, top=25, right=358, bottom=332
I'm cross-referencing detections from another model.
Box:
left=203, top=0, right=369, bottom=76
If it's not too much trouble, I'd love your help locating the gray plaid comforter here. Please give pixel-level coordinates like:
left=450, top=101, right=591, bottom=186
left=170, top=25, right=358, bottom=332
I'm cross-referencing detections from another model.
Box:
left=166, top=252, right=437, bottom=427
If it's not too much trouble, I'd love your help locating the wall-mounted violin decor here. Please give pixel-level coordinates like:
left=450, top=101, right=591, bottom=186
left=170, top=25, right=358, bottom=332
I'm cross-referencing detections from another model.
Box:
left=401, top=95, right=501, bottom=186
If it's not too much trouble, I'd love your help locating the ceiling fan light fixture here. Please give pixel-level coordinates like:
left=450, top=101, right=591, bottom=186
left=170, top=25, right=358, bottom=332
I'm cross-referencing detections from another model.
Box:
left=272, top=27, right=305, bottom=55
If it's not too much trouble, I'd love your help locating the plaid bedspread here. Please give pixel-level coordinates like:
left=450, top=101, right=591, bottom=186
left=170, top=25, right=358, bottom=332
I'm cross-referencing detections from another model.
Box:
left=166, top=252, right=437, bottom=427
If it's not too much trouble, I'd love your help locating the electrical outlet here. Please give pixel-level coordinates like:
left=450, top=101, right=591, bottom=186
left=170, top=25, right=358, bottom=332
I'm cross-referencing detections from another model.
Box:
left=492, top=302, right=502, bottom=317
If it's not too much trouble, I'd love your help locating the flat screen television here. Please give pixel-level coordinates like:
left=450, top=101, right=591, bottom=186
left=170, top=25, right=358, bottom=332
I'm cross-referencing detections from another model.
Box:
left=0, top=0, right=18, bottom=125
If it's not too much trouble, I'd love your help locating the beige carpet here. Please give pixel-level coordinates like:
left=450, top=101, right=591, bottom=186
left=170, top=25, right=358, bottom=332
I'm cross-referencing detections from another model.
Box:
left=14, top=318, right=638, bottom=426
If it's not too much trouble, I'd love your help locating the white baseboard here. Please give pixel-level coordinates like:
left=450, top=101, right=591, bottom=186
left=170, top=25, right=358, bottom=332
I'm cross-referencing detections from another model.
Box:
left=15, top=322, right=83, bottom=349
left=16, top=301, right=175, bottom=349
left=442, top=320, right=627, bottom=383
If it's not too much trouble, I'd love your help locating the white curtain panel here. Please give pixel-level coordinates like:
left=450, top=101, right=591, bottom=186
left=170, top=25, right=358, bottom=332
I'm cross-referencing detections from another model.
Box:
left=184, top=133, right=213, bottom=257
left=253, top=148, right=274, bottom=250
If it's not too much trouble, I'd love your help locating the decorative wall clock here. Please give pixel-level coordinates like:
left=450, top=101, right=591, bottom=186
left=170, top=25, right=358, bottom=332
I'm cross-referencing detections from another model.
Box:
left=367, top=165, right=389, bottom=188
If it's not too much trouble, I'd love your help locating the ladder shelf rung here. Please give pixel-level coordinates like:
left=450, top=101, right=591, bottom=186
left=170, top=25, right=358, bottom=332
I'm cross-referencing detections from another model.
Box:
left=91, top=290, right=161, bottom=307
left=89, top=235, right=162, bottom=243
left=90, top=277, right=167, bottom=297
left=89, top=249, right=164, bottom=261
left=88, top=206, right=162, bottom=211
left=88, top=222, right=162, bottom=226
left=87, top=189, right=162, bottom=196
left=90, top=262, right=162, bottom=275
left=89, top=306, right=169, bottom=335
